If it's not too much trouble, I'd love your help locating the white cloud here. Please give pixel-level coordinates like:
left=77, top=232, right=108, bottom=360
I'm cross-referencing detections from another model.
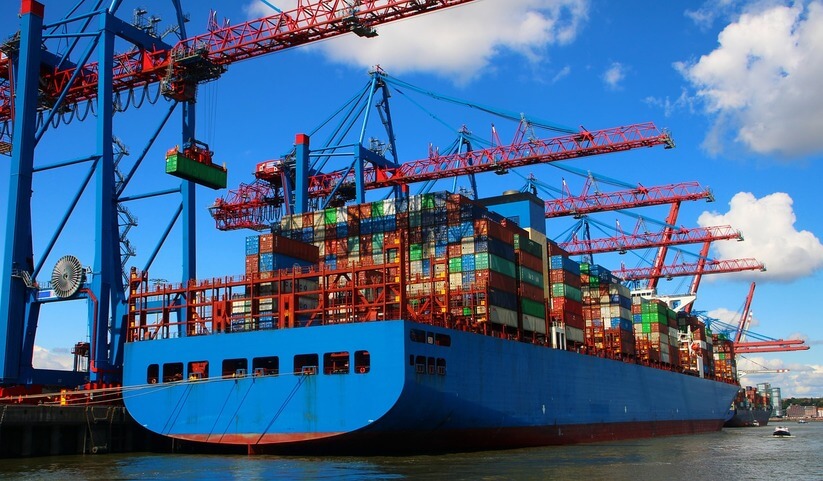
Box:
left=678, top=2, right=823, bottom=158
left=32, top=345, right=74, bottom=370
left=737, top=356, right=823, bottom=398
left=684, top=0, right=741, bottom=30
left=552, top=65, right=572, bottom=83
left=602, top=62, right=626, bottom=90
left=697, top=192, right=823, bottom=280
left=244, top=0, right=590, bottom=84
left=707, top=306, right=759, bottom=333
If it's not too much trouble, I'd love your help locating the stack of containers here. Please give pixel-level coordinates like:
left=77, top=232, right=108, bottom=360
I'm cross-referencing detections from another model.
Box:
left=712, top=333, right=736, bottom=380
left=275, top=192, right=546, bottom=334
left=548, top=247, right=584, bottom=346
left=677, top=315, right=715, bottom=377
left=579, top=263, right=635, bottom=356
left=514, top=233, right=546, bottom=333
left=633, top=299, right=671, bottom=363
left=243, top=233, right=320, bottom=329
left=244, top=233, right=319, bottom=278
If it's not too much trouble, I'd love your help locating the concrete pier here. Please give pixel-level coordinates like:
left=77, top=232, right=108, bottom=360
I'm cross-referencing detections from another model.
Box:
left=0, top=404, right=169, bottom=457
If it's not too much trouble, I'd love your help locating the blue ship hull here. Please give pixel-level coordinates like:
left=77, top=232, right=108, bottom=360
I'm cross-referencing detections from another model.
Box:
left=123, top=320, right=739, bottom=453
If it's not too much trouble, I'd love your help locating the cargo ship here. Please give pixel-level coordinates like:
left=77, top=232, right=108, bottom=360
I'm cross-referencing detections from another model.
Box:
left=122, top=191, right=740, bottom=454
left=725, top=386, right=772, bottom=427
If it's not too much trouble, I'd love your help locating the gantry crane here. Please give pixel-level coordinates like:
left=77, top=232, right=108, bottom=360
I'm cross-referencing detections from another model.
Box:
left=526, top=171, right=762, bottom=311
left=545, top=180, right=714, bottom=218
left=731, top=283, right=808, bottom=354
left=209, top=68, right=675, bottom=230
left=0, top=0, right=479, bottom=394
left=615, top=257, right=766, bottom=282
left=560, top=222, right=743, bottom=255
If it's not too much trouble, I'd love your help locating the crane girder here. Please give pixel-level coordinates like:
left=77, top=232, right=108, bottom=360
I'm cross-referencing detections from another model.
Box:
left=305, top=122, right=673, bottom=196
left=560, top=224, right=742, bottom=256
left=614, top=257, right=765, bottom=282
left=734, top=281, right=757, bottom=344
left=545, top=181, right=713, bottom=218
left=211, top=122, right=674, bottom=229
left=0, top=0, right=477, bottom=119
left=734, top=340, right=809, bottom=354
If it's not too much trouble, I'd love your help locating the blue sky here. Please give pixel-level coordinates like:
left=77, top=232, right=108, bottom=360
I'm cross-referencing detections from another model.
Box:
left=1, top=0, right=822, bottom=398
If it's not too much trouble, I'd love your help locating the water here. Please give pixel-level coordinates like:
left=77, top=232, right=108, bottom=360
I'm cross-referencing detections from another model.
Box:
left=1, top=423, right=821, bottom=480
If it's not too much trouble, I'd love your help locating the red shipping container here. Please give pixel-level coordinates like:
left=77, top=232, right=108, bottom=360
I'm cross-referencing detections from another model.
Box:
left=547, top=239, right=571, bottom=258
left=302, top=212, right=314, bottom=228
left=476, top=270, right=516, bottom=293
left=259, top=234, right=274, bottom=253
left=520, top=281, right=544, bottom=302
left=550, top=309, right=585, bottom=329
left=516, top=251, right=543, bottom=273
left=347, top=205, right=360, bottom=220
left=245, top=255, right=259, bottom=275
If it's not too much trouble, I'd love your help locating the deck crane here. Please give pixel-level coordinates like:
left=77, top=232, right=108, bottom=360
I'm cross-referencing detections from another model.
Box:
left=0, top=0, right=481, bottom=394
left=209, top=70, right=675, bottom=229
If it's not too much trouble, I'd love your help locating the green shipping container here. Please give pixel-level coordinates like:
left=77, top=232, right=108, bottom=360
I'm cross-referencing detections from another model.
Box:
left=324, top=208, right=336, bottom=225
left=371, top=200, right=384, bottom=217
left=372, top=232, right=384, bottom=251
left=551, top=283, right=582, bottom=302
left=514, top=234, right=543, bottom=259
left=518, top=265, right=544, bottom=288
left=521, top=297, right=546, bottom=318
left=165, top=154, right=227, bottom=189
left=410, top=244, right=423, bottom=261
left=475, top=253, right=516, bottom=278
left=448, top=257, right=462, bottom=272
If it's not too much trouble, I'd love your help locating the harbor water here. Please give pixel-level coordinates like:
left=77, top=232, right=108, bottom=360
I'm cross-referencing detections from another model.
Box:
left=1, top=422, right=820, bottom=480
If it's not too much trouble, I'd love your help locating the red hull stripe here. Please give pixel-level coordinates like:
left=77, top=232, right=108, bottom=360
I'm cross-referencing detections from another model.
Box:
left=173, top=419, right=726, bottom=451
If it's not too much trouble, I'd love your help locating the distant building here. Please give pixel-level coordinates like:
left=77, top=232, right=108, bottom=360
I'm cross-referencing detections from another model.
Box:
left=785, top=404, right=817, bottom=418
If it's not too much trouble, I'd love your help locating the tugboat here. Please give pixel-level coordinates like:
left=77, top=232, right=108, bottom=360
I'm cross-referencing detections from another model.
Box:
left=772, top=426, right=791, bottom=437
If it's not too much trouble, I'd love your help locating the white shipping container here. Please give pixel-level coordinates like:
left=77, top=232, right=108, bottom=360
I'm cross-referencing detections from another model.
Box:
left=565, top=325, right=585, bottom=343
left=449, top=273, right=463, bottom=287
left=313, top=212, right=325, bottom=229
left=383, top=198, right=396, bottom=216
left=461, top=239, right=475, bottom=255
left=336, top=206, right=348, bottom=223
left=489, top=306, right=518, bottom=328
left=522, top=313, right=547, bottom=334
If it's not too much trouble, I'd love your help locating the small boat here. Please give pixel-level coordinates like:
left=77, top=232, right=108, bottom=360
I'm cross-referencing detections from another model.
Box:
left=797, top=419, right=807, bottom=424
left=773, top=426, right=791, bottom=437
left=752, top=420, right=760, bottom=427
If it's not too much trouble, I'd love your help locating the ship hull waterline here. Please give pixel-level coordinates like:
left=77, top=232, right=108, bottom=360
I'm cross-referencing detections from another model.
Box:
left=123, top=320, right=740, bottom=454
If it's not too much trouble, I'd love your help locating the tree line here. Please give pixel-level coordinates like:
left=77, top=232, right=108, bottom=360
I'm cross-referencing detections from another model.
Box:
left=781, top=397, right=823, bottom=409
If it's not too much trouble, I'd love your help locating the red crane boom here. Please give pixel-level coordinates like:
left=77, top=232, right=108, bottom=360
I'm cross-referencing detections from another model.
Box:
left=306, top=122, right=673, bottom=195
left=0, top=0, right=477, bottom=119
left=733, top=340, right=809, bottom=354
left=545, top=181, right=713, bottom=218
left=560, top=224, right=743, bottom=256
left=734, top=282, right=756, bottom=344
left=614, top=258, right=766, bottom=282
left=212, top=122, right=674, bottom=230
